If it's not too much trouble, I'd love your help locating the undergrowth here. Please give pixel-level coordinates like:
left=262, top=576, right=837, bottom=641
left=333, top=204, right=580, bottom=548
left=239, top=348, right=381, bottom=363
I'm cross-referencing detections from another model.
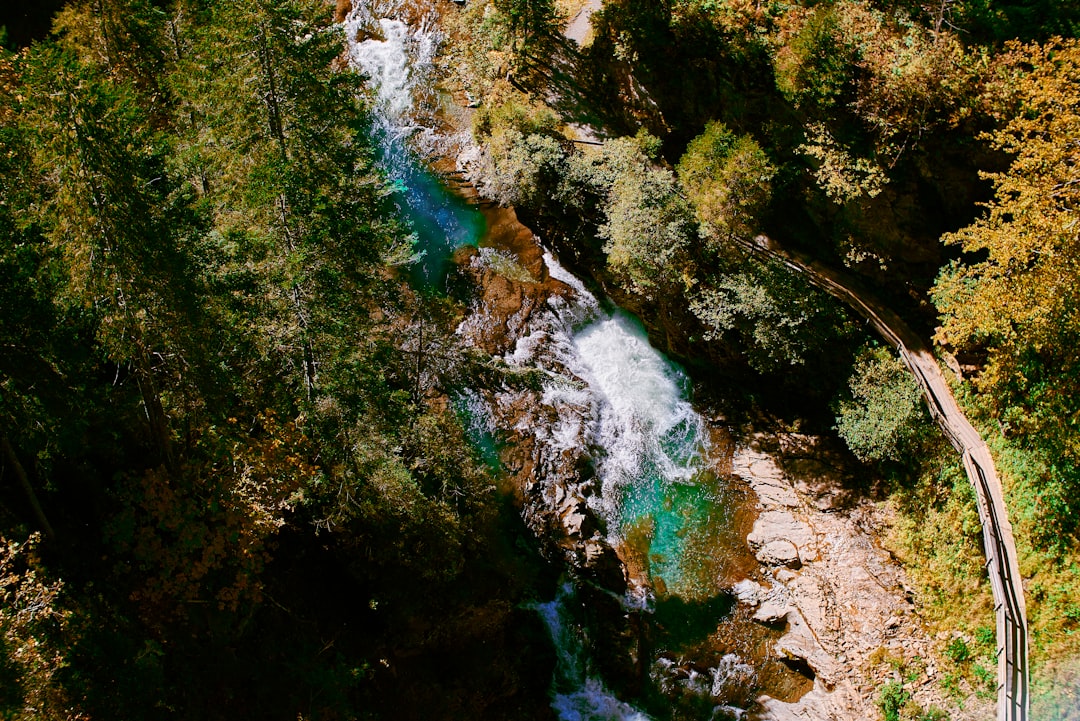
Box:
left=882, top=387, right=1080, bottom=716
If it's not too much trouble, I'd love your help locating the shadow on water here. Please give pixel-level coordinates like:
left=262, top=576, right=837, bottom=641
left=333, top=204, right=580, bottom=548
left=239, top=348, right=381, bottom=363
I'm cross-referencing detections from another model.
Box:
left=650, top=593, right=736, bottom=653
left=377, top=143, right=486, bottom=292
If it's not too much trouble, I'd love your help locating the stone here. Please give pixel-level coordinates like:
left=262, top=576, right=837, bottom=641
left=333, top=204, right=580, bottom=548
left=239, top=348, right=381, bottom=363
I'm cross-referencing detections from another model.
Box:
left=562, top=507, right=591, bottom=538
left=774, top=613, right=830, bottom=677
left=734, top=451, right=801, bottom=508
left=580, top=538, right=627, bottom=594
left=733, top=579, right=764, bottom=606
left=753, top=601, right=791, bottom=625
left=747, top=509, right=818, bottom=567
left=756, top=540, right=802, bottom=569
left=774, top=568, right=798, bottom=583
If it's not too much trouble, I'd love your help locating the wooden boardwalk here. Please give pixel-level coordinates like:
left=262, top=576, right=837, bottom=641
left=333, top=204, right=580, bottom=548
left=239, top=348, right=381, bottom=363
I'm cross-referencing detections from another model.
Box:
left=735, top=236, right=1029, bottom=720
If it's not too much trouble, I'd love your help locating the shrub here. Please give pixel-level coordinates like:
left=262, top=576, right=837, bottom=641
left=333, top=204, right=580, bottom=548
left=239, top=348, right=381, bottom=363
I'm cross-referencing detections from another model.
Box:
left=945, top=637, right=971, bottom=663
left=878, top=680, right=911, bottom=721
left=835, top=345, right=926, bottom=463
left=773, top=5, right=854, bottom=108
left=677, top=120, right=775, bottom=247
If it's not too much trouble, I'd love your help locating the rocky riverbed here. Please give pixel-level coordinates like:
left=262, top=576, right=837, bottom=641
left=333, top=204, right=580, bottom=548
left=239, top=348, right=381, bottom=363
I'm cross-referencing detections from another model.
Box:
left=728, top=435, right=993, bottom=719
left=451, top=193, right=984, bottom=718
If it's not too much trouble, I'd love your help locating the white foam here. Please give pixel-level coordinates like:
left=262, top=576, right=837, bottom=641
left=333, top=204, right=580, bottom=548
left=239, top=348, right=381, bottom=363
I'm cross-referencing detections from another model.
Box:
left=346, top=7, right=443, bottom=162
left=552, top=679, right=653, bottom=721
left=709, top=654, right=755, bottom=698
left=568, top=310, right=708, bottom=533
left=533, top=584, right=653, bottom=721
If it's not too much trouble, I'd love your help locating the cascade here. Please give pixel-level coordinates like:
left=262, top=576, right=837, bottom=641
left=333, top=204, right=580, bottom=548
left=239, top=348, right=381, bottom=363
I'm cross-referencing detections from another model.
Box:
left=347, top=7, right=484, bottom=289
left=534, top=584, right=651, bottom=721
left=345, top=5, right=763, bottom=718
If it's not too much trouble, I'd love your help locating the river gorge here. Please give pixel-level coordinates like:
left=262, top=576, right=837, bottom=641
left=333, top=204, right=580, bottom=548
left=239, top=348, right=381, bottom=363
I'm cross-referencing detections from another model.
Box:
left=345, top=2, right=983, bottom=719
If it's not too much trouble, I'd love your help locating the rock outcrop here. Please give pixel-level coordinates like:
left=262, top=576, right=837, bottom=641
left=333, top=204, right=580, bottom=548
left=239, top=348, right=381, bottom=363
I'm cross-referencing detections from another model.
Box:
left=731, top=436, right=992, bottom=721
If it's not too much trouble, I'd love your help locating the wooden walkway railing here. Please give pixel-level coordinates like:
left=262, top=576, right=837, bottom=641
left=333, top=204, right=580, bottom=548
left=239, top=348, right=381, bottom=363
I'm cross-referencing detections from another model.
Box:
left=734, top=235, right=1029, bottom=720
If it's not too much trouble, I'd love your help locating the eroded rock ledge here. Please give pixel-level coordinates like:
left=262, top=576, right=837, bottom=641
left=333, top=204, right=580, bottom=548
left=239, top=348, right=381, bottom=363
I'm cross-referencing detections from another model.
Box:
left=733, top=435, right=991, bottom=720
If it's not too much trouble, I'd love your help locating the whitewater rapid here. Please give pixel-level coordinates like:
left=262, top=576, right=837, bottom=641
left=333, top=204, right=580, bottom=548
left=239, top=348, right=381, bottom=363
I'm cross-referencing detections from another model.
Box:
left=345, top=6, right=749, bottom=718
left=347, top=8, right=483, bottom=288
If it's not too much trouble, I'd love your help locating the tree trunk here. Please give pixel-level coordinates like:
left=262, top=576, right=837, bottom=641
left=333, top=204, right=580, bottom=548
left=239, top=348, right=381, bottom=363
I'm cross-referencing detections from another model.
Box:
left=257, top=23, right=287, bottom=157
left=1, top=436, right=56, bottom=540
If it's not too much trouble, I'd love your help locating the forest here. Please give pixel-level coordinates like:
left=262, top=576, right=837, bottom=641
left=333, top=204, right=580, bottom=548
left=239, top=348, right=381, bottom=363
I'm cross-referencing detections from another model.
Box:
left=0, top=0, right=1078, bottom=719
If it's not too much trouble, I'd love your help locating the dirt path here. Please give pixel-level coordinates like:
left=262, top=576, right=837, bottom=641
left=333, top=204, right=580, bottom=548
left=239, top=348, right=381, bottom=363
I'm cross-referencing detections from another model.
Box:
left=565, top=0, right=602, bottom=45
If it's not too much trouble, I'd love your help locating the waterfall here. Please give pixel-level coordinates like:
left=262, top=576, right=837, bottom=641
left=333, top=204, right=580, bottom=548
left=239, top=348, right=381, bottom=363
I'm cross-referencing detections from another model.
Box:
left=509, top=253, right=717, bottom=602
left=346, top=13, right=440, bottom=149
left=346, top=4, right=484, bottom=289
left=345, top=4, right=747, bottom=716
left=534, top=584, right=652, bottom=721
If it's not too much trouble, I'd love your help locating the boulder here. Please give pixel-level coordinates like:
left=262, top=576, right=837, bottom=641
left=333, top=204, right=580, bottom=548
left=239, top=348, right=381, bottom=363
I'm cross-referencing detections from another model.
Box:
left=732, top=579, right=765, bottom=606
left=756, top=540, right=801, bottom=569
left=753, top=600, right=792, bottom=625
left=747, top=510, right=817, bottom=567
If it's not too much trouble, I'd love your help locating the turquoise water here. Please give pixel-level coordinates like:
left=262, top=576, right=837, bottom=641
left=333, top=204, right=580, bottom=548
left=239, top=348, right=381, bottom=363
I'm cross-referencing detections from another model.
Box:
left=348, top=14, right=747, bottom=717
left=350, top=16, right=486, bottom=291
left=380, top=144, right=486, bottom=290
left=570, top=310, right=730, bottom=602
left=349, top=0, right=731, bottom=604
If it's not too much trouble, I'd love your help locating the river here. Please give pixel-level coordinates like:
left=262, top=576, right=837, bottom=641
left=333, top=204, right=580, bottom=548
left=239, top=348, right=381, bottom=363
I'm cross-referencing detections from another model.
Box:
left=346, top=5, right=807, bottom=719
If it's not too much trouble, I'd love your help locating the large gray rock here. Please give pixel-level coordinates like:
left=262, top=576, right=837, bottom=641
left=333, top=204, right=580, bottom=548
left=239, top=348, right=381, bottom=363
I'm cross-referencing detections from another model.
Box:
left=747, top=510, right=818, bottom=568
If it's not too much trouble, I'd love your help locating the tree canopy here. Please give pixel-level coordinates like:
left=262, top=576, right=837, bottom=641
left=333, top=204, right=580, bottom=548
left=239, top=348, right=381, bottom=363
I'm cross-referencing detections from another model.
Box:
left=0, top=1, right=536, bottom=718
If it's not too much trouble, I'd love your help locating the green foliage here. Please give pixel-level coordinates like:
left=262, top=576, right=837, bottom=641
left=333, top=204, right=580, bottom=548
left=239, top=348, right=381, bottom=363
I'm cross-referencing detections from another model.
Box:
left=472, top=87, right=569, bottom=208
left=972, top=663, right=995, bottom=698
left=0, top=534, right=73, bottom=721
left=484, top=119, right=851, bottom=377
left=598, top=158, right=696, bottom=295
left=677, top=121, right=775, bottom=244
left=876, top=678, right=948, bottom=721
left=0, top=1, right=527, bottom=717
left=799, top=122, right=887, bottom=204
left=951, top=0, right=1080, bottom=42
left=634, top=127, right=663, bottom=159
left=774, top=5, right=853, bottom=108
left=480, top=129, right=569, bottom=207
left=933, top=38, right=1080, bottom=540
left=834, top=345, right=925, bottom=463
left=565, top=135, right=657, bottom=195
left=671, top=0, right=777, bottom=40
left=473, top=90, right=562, bottom=139
left=492, top=0, right=559, bottom=50
left=945, top=637, right=971, bottom=663
left=882, top=440, right=1006, bottom=711
left=878, top=680, right=911, bottom=721
left=448, top=0, right=559, bottom=86
left=918, top=707, right=948, bottom=721
left=689, top=257, right=844, bottom=372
